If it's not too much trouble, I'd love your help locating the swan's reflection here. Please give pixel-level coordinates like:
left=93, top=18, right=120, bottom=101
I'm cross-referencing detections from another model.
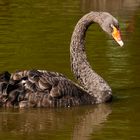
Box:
left=72, top=104, right=111, bottom=140
left=0, top=104, right=111, bottom=139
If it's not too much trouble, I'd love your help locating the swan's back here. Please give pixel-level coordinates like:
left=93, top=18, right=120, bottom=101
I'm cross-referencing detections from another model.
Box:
left=0, top=70, right=95, bottom=108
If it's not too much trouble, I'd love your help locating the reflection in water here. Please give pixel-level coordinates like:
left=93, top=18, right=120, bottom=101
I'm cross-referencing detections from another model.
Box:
left=72, top=104, right=111, bottom=140
left=0, top=104, right=111, bottom=139
left=0, top=0, right=139, bottom=139
left=81, top=0, right=140, bottom=14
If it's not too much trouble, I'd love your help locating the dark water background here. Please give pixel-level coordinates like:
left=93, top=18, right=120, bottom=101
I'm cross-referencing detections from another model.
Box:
left=0, top=0, right=140, bottom=139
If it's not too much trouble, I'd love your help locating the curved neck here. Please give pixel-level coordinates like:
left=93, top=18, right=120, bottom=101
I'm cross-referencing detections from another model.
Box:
left=70, top=12, right=112, bottom=103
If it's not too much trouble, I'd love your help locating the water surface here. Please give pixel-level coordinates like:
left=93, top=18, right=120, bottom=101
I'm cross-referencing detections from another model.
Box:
left=0, top=0, right=140, bottom=139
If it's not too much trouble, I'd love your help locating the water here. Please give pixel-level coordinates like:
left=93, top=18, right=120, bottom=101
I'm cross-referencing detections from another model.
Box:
left=0, top=0, right=140, bottom=139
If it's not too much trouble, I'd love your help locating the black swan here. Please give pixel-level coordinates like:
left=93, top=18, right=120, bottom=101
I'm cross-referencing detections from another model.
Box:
left=0, top=12, right=123, bottom=108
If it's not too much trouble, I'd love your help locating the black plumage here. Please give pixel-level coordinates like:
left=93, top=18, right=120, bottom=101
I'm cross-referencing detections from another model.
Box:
left=0, top=12, right=124, bottom=108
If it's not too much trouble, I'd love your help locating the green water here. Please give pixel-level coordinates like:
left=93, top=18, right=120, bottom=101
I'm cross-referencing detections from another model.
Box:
left=0, top=0, right=140, bottom=139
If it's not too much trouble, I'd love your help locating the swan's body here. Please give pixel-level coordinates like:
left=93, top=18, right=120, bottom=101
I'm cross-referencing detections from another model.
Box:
left=0, top=12, right=123, bottom=108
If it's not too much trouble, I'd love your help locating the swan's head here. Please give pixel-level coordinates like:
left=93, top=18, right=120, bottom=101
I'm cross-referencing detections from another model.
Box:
left=99, top=12, right=124, bottom=47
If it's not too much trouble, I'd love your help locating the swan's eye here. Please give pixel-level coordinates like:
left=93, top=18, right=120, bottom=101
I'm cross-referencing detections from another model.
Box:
left=111, top=24, right=119, bottom=30
left=115, top=24, right=120, bottom=29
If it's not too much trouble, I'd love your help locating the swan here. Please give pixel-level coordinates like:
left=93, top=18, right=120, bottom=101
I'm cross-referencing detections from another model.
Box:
left=0, top=12, right=123, bottom=108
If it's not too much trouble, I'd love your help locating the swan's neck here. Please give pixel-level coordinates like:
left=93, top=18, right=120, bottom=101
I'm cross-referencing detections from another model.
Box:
left=70, top=12, right=112, bottom=103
